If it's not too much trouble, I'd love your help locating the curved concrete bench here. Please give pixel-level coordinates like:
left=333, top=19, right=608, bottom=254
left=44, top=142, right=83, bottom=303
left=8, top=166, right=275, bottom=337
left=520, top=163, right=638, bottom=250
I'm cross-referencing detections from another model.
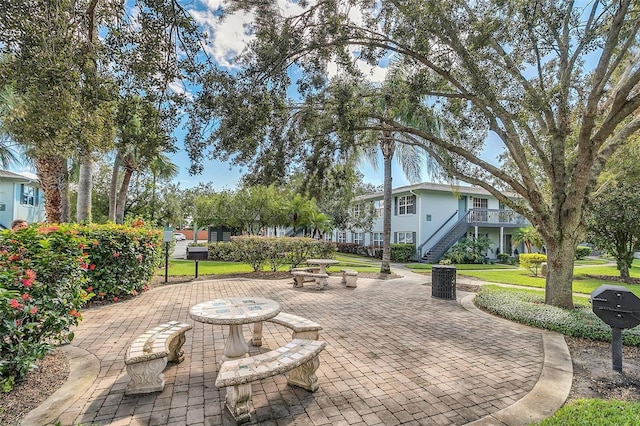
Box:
left=215, top=338, right=326, bottom=424
left=124, top=321, right=192, bottom=395
left=251, top=311, right=322, bottom=347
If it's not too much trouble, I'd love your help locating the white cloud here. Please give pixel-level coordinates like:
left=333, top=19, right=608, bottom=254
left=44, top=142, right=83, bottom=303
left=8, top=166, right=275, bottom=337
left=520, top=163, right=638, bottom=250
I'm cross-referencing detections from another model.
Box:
left=192, top=0, right=388, bottom=80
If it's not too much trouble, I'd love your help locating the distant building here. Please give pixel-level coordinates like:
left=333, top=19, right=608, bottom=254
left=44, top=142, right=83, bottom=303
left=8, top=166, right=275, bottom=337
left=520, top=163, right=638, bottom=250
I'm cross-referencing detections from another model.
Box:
left=0, top=170, right=46, bottom=229
left=333, top=182, right=530, bottom=262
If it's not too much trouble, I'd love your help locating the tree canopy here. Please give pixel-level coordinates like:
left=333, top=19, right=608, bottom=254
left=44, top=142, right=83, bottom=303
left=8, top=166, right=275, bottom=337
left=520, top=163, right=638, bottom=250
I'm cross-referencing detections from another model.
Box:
left=185, top=0, right=640, bottom=308
left=587, top=184, right=640, bottom=279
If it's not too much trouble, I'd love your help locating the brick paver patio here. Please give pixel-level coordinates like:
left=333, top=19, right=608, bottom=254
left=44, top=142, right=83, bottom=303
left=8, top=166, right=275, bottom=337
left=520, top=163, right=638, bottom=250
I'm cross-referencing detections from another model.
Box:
left=52, top=271, right=544, bottom=425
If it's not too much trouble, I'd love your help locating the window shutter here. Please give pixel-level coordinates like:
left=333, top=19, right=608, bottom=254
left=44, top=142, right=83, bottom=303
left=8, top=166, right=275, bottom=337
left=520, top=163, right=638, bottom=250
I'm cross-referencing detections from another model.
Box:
left=20, top=184, right=24, bottom=204
left=35, top=188, right=40, bottom=206
left=394, top=197, right=398, bottom=215
left=411, top=195, right=416, bottom=214
left=394, top=232, right=397, bottom=243
left=412, top=232, right=416, bottom=245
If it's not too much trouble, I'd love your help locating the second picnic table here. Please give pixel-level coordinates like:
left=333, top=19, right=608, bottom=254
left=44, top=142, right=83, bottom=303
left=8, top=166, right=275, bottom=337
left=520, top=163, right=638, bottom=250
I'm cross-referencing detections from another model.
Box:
left=305, top=258, right=339, bottom=289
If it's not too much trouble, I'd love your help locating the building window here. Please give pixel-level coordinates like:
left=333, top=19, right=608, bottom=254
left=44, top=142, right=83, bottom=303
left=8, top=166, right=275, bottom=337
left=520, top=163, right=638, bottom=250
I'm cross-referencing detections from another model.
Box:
left=472, top=197, right=488, bottom=221
left=337, top=231, right=346, bottom=243
left=397, top=232, right=414, bottom=244
left=353, top=232, right=364, bottom=245
left=397, top=195, right=415, bottom=215
left=20, top=184, right=38, bottom=206
left=373, top=232, right=383, bottom=247
left=426, top=214, right=432, bottom=221
left=374, top=200, right=384, bottom=217
left=352, top=203, right=362, bottom=217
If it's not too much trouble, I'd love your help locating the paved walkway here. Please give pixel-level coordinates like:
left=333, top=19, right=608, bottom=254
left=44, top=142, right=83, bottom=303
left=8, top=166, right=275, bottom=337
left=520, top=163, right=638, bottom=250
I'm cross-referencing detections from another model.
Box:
left=23, top=267, right=572, bottom=426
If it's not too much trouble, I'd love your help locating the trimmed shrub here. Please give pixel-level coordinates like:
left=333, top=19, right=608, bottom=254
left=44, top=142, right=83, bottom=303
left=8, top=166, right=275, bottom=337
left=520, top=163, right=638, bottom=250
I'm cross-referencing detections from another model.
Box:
left=390, top=244, right=415, bottom=262
left=519, top=253, right=547, bottom=276
left=497, top=253, right=510, bottom=263
left=208, top=241, right=235, bottom=261
left=209, top=237, right=336, bottom=271
left=283, top=237, right=335, bottom=269
left=80, top=219, right=163, bottom=300
left=575, top=245, right=592, bottom=260
left=0, top=224, right=92, bottom=392
left=335, top=242, right=361, bottom=255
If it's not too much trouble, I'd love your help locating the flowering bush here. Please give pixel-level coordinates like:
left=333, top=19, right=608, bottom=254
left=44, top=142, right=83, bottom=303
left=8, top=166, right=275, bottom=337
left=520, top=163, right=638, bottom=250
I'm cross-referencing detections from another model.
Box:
left=0, top=224, right=91, bottom=392
left=80, top=218, right=162, bottom=300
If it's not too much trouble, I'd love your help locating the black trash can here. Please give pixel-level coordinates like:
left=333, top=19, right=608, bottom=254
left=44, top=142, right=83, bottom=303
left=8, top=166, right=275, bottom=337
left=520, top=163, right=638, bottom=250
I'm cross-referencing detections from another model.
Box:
left=431, top=265, right=456, bottom=299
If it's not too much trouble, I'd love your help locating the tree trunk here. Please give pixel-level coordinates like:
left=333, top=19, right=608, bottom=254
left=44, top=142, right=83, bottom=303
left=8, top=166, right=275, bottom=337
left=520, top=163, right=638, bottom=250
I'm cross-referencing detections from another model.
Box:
left=544, top=237, right=578, bottom=309
left=76, top=156, right=93, bottom=223
left=618, top=255, right=633, bottom=279
left=115, top=167, right=133, bottom=224
left=150, top=174, right=157, bottom=224
left=60, top=158, right=70, bottom=222
left=108, top=153, right=121, bottom=222
left=380, top=132, right=394, bottom=275
left=34, top=156, right=65, bottom=223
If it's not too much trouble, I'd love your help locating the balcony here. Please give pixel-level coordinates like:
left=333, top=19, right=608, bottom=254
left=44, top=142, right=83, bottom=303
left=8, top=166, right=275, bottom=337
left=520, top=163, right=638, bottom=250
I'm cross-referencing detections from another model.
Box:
left=466, top=209, right=528, bottom=228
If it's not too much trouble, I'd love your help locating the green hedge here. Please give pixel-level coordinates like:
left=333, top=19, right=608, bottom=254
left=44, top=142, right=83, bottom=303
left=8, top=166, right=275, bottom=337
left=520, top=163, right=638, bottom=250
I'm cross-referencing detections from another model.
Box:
left=208, top=236, right=336, bottom=271
left=390, top=243, right=415, bottom=262
left=81, top=219, right=163, bottom=300
left=575, top=245, right=592, bottom=260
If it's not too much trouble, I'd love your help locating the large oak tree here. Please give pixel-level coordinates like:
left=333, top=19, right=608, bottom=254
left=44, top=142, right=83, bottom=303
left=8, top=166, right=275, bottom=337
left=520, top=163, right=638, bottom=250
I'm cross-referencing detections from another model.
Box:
left=186, top=0, right=640, bottom=308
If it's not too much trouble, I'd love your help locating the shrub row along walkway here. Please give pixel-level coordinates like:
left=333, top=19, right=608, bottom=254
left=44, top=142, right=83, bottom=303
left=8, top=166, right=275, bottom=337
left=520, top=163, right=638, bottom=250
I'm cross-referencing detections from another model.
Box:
left=24, top=267, right=571, bottom=425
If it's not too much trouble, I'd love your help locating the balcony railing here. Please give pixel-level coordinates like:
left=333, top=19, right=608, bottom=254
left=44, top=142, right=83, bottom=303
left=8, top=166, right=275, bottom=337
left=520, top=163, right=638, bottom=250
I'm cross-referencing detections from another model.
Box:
left=466, top=209, right=529, bottom=227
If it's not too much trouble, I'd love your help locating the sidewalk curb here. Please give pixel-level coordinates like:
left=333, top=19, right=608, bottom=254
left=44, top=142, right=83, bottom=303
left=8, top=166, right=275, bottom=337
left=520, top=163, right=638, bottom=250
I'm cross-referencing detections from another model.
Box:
left=461, top=294, right=573, bottom=425
left=20, top=345, right=100, bottom=426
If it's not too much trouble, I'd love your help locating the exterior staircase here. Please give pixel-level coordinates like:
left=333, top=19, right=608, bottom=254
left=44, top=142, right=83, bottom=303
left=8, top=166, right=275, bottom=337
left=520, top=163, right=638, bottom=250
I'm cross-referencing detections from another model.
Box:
left=420, top=216, right=470, bottom=263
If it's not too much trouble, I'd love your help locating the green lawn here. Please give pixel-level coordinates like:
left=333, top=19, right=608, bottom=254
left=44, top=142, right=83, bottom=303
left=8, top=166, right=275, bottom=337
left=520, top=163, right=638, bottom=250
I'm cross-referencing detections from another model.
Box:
left=162, top=255, right=381, bottom=276
left=406, top=263, right=517, bottom=271
left=165, top=260, right=257, bottom=275
left=457, top=261, right=640, bottom=296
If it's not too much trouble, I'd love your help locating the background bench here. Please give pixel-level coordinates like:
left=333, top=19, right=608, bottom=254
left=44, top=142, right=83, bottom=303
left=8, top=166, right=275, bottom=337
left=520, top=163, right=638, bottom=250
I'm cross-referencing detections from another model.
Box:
left=251, top=311, right=322, bottom=347
left=124, top=321, right=192, bottom=395
left=215, top=339, right=326, bottom=424
left=341, top=269, right=358, bottom=287
left=291, top=270, right=328, bottom=289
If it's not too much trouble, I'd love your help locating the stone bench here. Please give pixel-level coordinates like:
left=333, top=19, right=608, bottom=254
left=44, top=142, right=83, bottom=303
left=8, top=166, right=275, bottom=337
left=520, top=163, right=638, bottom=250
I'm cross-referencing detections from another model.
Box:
left=291, top=271, right=328, bottom=289
left=251, top=312, right=323, bottom=347
left=215, top=338, right=326, bottom=424
left=124, top=321, right=192, bottom=395
left=340, top=269, right=358, bottom=287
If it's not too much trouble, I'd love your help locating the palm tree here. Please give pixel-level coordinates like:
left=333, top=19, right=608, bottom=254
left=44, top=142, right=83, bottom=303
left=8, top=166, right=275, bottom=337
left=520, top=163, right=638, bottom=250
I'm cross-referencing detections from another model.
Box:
left=110, top=96, right=171, bottom=224
left=286, top=193, right=314, bottom=236
left=360, top=63, right=442, bottom=274
left=512, top=226, right=544, bottom=254
left=148, top=153, right=179, bottom=224
left=0, top=85, right=21, bottom=168
left=308, top=211, right=333, bottom=239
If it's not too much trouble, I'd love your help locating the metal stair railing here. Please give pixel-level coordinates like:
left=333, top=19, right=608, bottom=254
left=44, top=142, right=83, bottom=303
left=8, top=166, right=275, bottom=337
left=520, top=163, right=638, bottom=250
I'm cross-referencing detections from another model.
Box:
left=417, top=210, right=459, bottom=257
left=421, top=211, right=472, bottom=263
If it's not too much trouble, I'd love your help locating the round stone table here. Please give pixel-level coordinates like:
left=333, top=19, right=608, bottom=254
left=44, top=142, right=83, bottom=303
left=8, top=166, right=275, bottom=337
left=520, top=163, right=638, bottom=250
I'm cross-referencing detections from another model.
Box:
left=189, top=297, right=281, bottom=362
